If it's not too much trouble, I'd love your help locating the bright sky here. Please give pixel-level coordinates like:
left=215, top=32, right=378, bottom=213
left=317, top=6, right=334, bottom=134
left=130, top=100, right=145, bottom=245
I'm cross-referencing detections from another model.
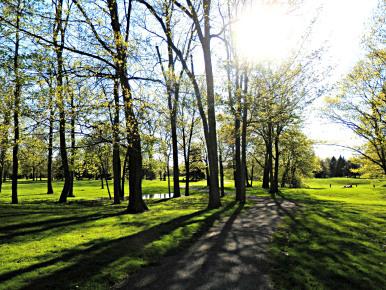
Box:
left=234, top=0, right=379, bottom=159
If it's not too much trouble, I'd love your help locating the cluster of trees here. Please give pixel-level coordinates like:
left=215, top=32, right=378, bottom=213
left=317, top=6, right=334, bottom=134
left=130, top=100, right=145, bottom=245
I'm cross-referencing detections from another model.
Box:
left=314, top=156, right=361, bottom=178
left=2, top=0, right=377, bottom=212
left=328, top=1, right=386, bottom=177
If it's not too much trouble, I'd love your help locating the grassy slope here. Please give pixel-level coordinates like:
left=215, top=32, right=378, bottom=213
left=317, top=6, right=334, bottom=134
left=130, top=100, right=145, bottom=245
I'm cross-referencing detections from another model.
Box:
left=0, top=179, right=238, bottom=290
left=270, top=178, right=386, bottom=290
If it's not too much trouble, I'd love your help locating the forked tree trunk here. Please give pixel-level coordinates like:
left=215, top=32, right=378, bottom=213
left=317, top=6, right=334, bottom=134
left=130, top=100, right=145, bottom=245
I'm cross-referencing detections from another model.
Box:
left=107, top=0, right=147, bottom=213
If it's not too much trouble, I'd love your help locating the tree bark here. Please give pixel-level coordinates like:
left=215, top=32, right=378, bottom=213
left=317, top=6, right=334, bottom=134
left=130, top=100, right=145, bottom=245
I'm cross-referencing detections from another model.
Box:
left=55, top=0, right=72, bottom=203
left=106, top=0, right=147, bottom=213
left=12, top=0, right=22, bottom=204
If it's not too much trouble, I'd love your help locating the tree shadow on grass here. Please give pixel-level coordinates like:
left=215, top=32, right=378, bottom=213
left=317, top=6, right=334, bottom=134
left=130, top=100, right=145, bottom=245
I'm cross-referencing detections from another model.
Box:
left=0, top=210, right=128, bottom=241
left=117, top=197, right=287, bottom=290
left=1, top=202, right=237, bottom=289
left=270, top=192, right=386, bottom=290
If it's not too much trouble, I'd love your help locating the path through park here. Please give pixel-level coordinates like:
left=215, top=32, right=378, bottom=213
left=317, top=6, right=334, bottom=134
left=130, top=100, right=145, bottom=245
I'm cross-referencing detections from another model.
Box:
left=116, top=196, right=295, bottom=290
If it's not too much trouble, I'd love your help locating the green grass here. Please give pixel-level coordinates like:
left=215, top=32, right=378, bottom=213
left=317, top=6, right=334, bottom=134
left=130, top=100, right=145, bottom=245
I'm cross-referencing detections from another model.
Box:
left=2, top=177, right=385, bottom=289
left=0, top=179, right=238, bottom=289
left=270, top=178, right=386, bottom=290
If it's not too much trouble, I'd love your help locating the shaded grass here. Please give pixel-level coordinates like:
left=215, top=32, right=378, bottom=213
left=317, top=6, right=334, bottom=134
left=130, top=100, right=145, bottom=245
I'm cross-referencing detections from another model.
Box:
left=0, top=179, right=240, bottom=290
left=270, top=178, right=386, bottom=290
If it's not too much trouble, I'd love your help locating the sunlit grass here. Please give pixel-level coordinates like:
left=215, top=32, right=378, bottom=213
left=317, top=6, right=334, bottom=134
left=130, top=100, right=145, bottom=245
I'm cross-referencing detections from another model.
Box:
left=270, top=177, right=386, bottom=290
left=0, top=179, right=239, bottom=289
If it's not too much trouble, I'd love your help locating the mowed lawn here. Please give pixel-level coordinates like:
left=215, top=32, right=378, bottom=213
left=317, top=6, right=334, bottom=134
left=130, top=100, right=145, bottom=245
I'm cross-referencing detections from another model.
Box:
left=270, top=178, right=386, bottom=290
left=0, top=179, right=238, bottom=289
left=1, top=178, right=385, bottom=289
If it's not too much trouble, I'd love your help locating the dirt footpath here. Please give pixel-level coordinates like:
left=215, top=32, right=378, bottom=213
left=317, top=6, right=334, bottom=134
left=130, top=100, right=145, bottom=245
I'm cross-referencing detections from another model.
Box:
left=116, top=196, right=295, bottom=290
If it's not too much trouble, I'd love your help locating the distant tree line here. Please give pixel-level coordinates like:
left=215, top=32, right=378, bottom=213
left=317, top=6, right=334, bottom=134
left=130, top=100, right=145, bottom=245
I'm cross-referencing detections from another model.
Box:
left=314, top=156, right=361, bottom=178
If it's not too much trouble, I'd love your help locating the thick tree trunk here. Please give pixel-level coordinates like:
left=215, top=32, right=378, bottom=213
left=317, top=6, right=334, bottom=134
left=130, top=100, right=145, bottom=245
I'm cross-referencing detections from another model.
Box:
left=107, top=0, right=147, bottom=213
left=159, top=11, right=181, bottom=198
left=202, top=4, right=220, bottom=208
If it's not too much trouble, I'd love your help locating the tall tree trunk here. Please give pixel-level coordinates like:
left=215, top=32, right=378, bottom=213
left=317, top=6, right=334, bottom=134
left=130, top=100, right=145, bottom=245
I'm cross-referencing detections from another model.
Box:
left=182, top=110, right=195, bottom=197
left=47, top=89, right=54, bottom=194
left=112, top=78, right=121, bottom=204
left=107, top=0, right=147, bottom=213
left=55, top=0, right=71, bottom=203
left=170, top=111, right=180, bottom=198
left=202, top=2, right=220, bottom=208
left=12, top=0, right=22, bottom=204
left=240, top=70, right=248, bottom=203
left=161, top=8, right=181, bottom=198
left=235, top=71, right=242, bottom=201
